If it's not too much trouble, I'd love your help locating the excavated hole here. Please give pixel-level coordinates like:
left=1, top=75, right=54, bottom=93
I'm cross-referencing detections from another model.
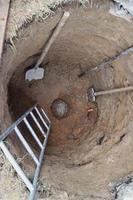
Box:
left=1, top=1, right=133, bottom=198
left=2, top=6, right=133, bottom=177
left=8, top=52, right=99, bottom=157
left=1, top=4, right=133, bottom=199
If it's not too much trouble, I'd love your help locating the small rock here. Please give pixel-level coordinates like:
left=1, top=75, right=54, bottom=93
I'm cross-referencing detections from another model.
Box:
left=96, top=133, right=105, bottom=145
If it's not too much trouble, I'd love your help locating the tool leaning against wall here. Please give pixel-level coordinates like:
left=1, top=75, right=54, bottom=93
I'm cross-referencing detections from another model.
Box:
left=0, top=0, right=10, bottom=63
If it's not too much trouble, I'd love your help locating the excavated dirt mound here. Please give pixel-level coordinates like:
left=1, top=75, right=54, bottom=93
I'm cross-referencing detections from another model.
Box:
left=1, top=3, right=133, bottom=200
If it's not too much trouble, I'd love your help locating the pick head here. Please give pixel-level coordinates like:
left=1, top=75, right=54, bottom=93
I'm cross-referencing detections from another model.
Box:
left=87, top=87, right=96, bottom=102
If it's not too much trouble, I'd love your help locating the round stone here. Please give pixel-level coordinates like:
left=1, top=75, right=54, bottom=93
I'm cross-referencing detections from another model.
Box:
left=51, top=99, right=69, bottom=119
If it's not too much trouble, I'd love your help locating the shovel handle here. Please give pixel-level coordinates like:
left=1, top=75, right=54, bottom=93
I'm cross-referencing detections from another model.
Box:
left=95, top=86, right=133, bottom=96
left=34, top=11, right=70, bottom=69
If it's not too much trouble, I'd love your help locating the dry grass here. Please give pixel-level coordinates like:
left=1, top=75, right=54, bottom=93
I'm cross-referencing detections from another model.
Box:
left=6, top=0, right=88, bottom=42
left=6, top=0, right=111, bottom=42
left=0, top=150, right=28, bottom=200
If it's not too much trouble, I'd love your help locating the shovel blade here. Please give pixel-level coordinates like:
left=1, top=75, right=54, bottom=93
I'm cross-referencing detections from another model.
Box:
left=25, top=68, right=44, bottom=81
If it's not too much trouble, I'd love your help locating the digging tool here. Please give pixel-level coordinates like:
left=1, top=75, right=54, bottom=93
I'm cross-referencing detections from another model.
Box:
left=25, top=11, right=70, bottom=81
left=0, top=0, right=10, bottom=62
left=78, top=46, right=133, bottom=78
left=87, top=86, right=133, bottom=102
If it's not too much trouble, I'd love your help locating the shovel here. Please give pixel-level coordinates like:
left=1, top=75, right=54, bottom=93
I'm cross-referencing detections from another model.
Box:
left=87, top=86, right=133, bottom=102
left=25, top=11, right=70, bottom=81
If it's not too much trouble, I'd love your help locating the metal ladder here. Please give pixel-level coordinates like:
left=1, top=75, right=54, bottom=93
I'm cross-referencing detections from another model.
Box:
left=0, top=104, right=51, bottom=200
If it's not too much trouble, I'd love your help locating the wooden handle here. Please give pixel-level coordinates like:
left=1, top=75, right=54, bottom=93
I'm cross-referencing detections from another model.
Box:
left=95, top=86, right=133, bottom=96
left=34, top=11, right=70, bottom=69
left=0, top=0, right=10, bottom=62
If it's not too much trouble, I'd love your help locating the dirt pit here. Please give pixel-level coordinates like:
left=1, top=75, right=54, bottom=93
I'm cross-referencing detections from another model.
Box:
left=1, top=4, right=133, bottom=200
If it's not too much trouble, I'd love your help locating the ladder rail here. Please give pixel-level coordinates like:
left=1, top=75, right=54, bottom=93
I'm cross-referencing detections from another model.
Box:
left=34, top=107, right=49, bottom=130
left=29, top=125, right=51, bottom=200
left=0, top=141, right=34, bottom=192
left=23, top=117, right=43, bottom=149
left=30, top=112, right=46, bottom=137
left=15, top=126, right=39, bottom=166
left=0, top=106, right=35, bottom=141
left=41, top=107, right=51, bottom=124
left=0, top=104, right=51, bottom=200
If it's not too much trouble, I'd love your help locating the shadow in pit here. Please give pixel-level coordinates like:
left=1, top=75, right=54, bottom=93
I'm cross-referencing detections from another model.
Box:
left=7, top=83, right=44, bottom=152
left=8, top=83, right=36, bottom=120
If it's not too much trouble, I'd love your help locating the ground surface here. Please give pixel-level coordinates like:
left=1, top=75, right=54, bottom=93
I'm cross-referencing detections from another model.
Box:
left=1, top=1, right=133, bottom=200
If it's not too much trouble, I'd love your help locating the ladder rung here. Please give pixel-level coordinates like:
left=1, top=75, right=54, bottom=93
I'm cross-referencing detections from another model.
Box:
left=15, top=127, right=39, bottom=166
left=23, top=117, right=43, bottom=149
left=41, top=108, right=51, bottom=125
left=0, top=141, right=34, bottom=192
left=30, top=112, right=46, bottom=137
left=35, top=107, right=49, bottom=130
